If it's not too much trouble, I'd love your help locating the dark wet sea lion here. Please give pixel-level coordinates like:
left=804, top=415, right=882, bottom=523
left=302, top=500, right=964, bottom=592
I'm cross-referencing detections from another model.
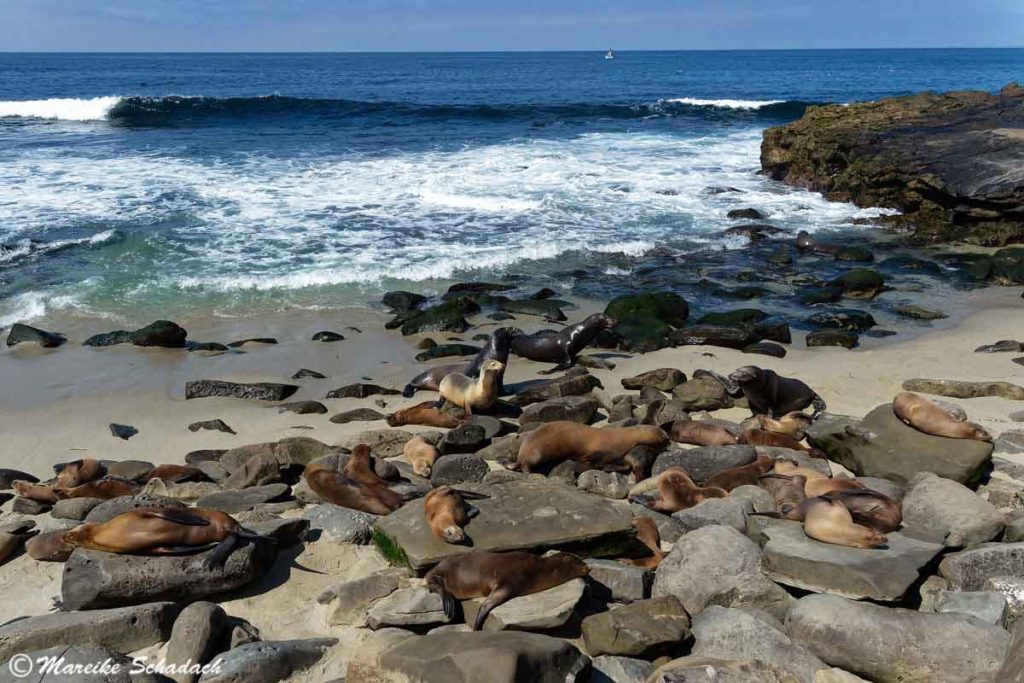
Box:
left=423, top=486, right=485, bottom=544
left=438, top=360, right=504, bottom=415
left=795, top=230, right=843, bottom=256
left=802, top=497, right=887, bottom=549
left=403, top=327, right=514, bottom=398
left=728, top=365, right=826, bottom=418
left=386, top=401, right=466, bottom=428
left=893, top=391, right=992, bottom=441
left=669, top=420, right=738, bottom=447
left=61, top=507, right=273, bottom=568
left=0, top=521, right=37, bottom=565
left=512, top=422, right=668, bottom=474
left=739, top=428, right=825, bottom=458
left=510, top=313, right=617, bottom=370
left=756, top=411, right=814, bottom=440
left=425, top=550, right=589, bottom=630
left=704, top=453, right=774, bottom=492
left=619, top=516, right=665, bottom=569
left=632, top=467, right=728, bottom=513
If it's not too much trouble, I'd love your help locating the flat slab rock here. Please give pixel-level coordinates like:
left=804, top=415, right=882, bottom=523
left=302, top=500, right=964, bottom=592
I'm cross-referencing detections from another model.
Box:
left=462, top=578, right=585, bottom=631
left=373, top=478, right=635, bottom=571
left=760, top=521, right=944, bottom=601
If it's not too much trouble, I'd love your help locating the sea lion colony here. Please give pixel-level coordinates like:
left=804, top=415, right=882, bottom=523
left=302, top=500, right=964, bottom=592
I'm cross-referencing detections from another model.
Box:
left=0, top=306, right=1019, bottom=682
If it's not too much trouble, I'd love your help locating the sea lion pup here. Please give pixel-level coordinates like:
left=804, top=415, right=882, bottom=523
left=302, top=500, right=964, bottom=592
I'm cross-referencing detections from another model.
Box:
left=387, top=401, right=465, bottom=429
left=756, top=411, right=814, bottom=440
left=758, top=473, right=808, bottom=512
left=437, top=360, right=504, bottom=416
left=739, top=428, right=825, bottom=458
left=510, top=313, right=617, bottom=370
left=801, top=497, right=887, bottom=549
left=669, top=420, right=738, bottom=447
left=704, top=453, right=774, bottom=492
left=892, top=391, right=992, bottom=441
left=402, top=327, right=514, bottom=398
left=619, top=517, right=665, bottom=569
left=727, top=366, right=826, bottom=419
left=54, top=458, right=105, bottom=487
left=26, top=529, right=75, bottom=562
left=423, top=486, right=486, bottom=544
left=61, top=507, right=275, bottom=569
left=425, top=550, right=589, bottom=630
left=0, top=521, right=37, bottom=565
left=631, top=467, right=728, bottom=514
left=403, top=436, right=440, bottom=477
left=304, top=461, right=401, bottom=516
left=145, top=464, right=207, bottom=483
left=512, top=421, right=668, bottom=474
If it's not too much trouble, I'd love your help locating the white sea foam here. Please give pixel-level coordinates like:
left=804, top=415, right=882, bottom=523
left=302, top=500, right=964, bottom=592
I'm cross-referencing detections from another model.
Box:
left=665, top=98, right=786, bottom=110
left=0, top=96, right=122, bottom=121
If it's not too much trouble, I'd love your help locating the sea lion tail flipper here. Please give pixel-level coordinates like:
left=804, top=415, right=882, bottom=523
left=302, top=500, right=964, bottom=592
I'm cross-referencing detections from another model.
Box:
left=402, top=385, right=416, bottom=399
left=465, top=505, right=481, bottom=520
left=235, top=529, right=279, bottom=545
left=202, top=535, right=240, bottom=570
left=426, top=577, right=459, bottom=622
left=810, top=395, right=827, bottom=420
left=640, top=398, right=665, bottom=426
left=473, top=587, right=512, bottom=631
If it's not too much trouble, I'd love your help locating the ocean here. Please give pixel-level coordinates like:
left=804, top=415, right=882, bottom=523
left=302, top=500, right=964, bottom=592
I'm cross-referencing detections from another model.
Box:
left=1, top=49, right=1022, bottom=329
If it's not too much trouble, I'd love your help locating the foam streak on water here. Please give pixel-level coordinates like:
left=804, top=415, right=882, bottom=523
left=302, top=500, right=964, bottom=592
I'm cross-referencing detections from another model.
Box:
left=0, top=96, right=122, bottom=121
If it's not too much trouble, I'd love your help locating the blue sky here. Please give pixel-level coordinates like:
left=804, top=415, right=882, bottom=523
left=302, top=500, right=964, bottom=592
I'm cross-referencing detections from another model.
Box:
left=1, top=0, right=1021, bottom=51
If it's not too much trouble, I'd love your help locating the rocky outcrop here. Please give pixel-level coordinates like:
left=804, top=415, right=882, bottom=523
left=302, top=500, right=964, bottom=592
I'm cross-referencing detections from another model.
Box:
left=761, top=84, right=1024, bottom=246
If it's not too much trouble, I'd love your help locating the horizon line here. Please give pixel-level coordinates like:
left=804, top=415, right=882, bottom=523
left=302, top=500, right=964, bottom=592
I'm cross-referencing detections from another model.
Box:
left=1, top=46, right=1023, bottom=54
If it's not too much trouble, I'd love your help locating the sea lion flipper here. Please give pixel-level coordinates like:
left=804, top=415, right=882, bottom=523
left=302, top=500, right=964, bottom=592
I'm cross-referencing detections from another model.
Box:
left=402, top=385, right=416, bottom=399
left=148, top=542, right=219, bottom=555
left=138, top=508, right=212, bottom=526
left=202, top=534, right=240, bottom=570
left=810, top=395, right=827, bottom=419
left=473, top=586, right=512, bottom=631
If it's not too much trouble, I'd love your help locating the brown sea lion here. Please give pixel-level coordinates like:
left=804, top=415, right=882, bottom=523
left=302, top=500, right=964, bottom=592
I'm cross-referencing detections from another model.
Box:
left=727, top=366, right=826, bottom=418
left=756, top=411, right=814, bottom=440
left=804, top=476, right=866, bottom=498
left=438, top=359, right=504, bottom=415
left=0, top=521, right=37, bottom=565
left=892, top=391, right=992, bottom=441
left=704, top=453, right=774, bottom=492
left=772, top=459, right=828, bottom=480
left=739, top=428, right=825, bottom=458
left=424, top=550, right=589, bottom=630
left=387, top=401, right=466, bottom=429
left=619, top=516, right=665, bottom=569
left=403, top=328, right=514, bottom=398
left=304, top=452, right=403, bottom=516
left=632, top=467, right=728, bottom=513
left=512, top=422, right=668, bottom=474
left=669, top=420, right=738, bottom=447
left=12, top=481, right=60, bottom=504
left=758, top=473, right=808, bottom=512
left=403, top=436, right=440, bottom=478
left=61, top=507, right=273, bottom=568
left=145, top=464, right=207, bottom=483
left=510, top=313, right=617, bottom=371
left=26, top=530, right=75, bottom=562
left=423, top=486, right=484, bottom=543
left=55, top=459, right=105, bottom=488
left=823, top=489, right=902, bottom=533
left=57, top=478, right=140, bottom=500
left=802, top=497, right=887, bottom=548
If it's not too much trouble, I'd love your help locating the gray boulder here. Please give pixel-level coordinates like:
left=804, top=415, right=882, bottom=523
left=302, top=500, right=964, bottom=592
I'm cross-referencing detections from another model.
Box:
left=519, top=396, right=599, bottom=425
left=652, top=445, right=756, bottom=483
left=577, top=470, right=631, bottom=499
left=621, top=369, right=686, bottom=392
left=673, top=497, right=751, bottom=533
left=365, top=587, right=450, bottom=629
left=585, top=559, right=651, bottom=603
left=902, top=378, right=1024, bottom=400
left=51, top=497, right=104, bottom=521
left=508, top=368, right=602, bottom=407
left=0, top=644, right=163, bottom=683
left=430, top=454, right=489, bottom=486
left=589, top=656, right=653, bottom=683
left=463, top=578, right=585, bottom=631
left=648, top=656, right=802, bottom=682
left=939, top=542, right=1024, bottom=590
left=302, top=504, right=378, bottom=544
left=901, top=472, right=1005, bottom=546
left=195, top=484, right=289, bottom=513
left=322, top=571, right=404, bottom=626
left=164, top=602, right=229, bottom=683
left=629, top=504, right=687, bottom=543
left=199, top=638, right=337, bottom=683
left=185, top=380, right=298, bottom=401
left=671, top=376, right=734, bottom=411
left=934, top=590, right=1008, bottom=626
left=581, top=595, right=690, bottom=657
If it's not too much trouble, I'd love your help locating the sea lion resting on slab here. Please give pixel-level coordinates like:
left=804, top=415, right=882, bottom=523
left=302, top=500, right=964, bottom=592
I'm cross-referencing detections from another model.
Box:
left=0, top=521, right=37, bottom=566
left=387, top=401, right=466, bottom=429
left=510, top=313, right=617, bottom=371
left=438, top=359, right=504, bottom=415
left=756, top=411, right=814, bottom=440
left=739, top=428, right=825, bottom=458
left=14, top=477, right=139, bottom=503
left=668, top=420, right=738, bottom=447
left=801, top=497, right=887, bottom=549
left=402, top=327, right=514, bottom=398
left=892, top=391, right=991, bottom=441
left=403, top=436, right=440, bottom=478
left=60, top=507, right=274, bottom=569
left=423, top=486, right=486, bottom=544
left=145, top=465, right=207, bottom=483
left=704, top=453, right=774, bottom=492
left=425, top=550, right=589, bottom=630
left=618, top=517, right=665, bottom=570
left=631, top=467, right=728, bottom=514
left=761, top=477, right=901, bottom=533
left=510, top=421, right=668, bottom=474
left=727, top=366, right=826, bottom=419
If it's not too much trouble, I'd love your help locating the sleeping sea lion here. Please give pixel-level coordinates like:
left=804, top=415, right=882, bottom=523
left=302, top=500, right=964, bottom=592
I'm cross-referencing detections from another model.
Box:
left=438, top=360, right=504, bottom=415
left=512, top=421, right=668, bottom=474
left=56, top=478, right=140, bottom=500
left=0, top=521, right=37, bottom=565
left=704, top=453, right=774, bottom=492
left=304, top=456, right=403, bottom=516
left=423, top=486, right=485, bottom=544
left=343, top=444, right=406, bottom=511
left=756, top=411, right=814, bottom=440
left=739, top=428, right=825, bottom=458
left=803, top=476, right=865, bottom=498
left=403, top=436, right=440, bottom=478
left=763, top=483, right=901, bottom=533
left=727, top=366, right=826, bottom=418
left=758, top=473, right=808, bottom=512
left=61, top=507, right=274, bottom=568
left=146, top=465, right=207, bottom=483
left=801, top=497, right=887, bottom=549
left=387, top=401, right=466, bottom=429
left=55, top=459, right=105, bottom=488
left=892, top=391, right=992, bottom=441
left=668, top=420, right=738, bottom=447
left=425, top=551, right=589, bottom=630
left=619, top=517, right=665, bottom=569
left=509, top=313, right=616, bottom=370
left=402, top=328, right=514, bottom=398
left=631, top=467, right=728, bottom=513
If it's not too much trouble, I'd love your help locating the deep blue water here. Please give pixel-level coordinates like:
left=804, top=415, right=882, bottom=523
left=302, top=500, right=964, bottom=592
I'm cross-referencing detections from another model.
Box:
left=0, top=49, right=1021, bottom=326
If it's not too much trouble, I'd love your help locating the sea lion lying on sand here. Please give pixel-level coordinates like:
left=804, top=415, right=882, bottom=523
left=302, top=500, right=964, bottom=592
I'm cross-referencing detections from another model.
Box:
left=727, top=366, right=826, bottom=418
left=438, top=360, right=504, bottom=415
left=14, top=477, right=140, bottom=503
left=402, top=327, right=514, bottom=398
left=510, top=313, right=616, bottom=371
left=892, top=391, right=992, bottom=441
left=511, top=421, right=668, bottom=474
left=387, top=401, right=466, bottom=428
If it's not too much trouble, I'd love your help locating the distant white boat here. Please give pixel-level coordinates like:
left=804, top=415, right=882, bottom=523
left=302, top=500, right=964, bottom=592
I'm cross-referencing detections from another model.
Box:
left=605, top=49, right=615, bottom=60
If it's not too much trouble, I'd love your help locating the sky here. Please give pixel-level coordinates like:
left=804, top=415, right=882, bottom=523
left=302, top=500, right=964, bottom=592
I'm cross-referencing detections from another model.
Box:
left=0, top=0, right=1022, bottom=52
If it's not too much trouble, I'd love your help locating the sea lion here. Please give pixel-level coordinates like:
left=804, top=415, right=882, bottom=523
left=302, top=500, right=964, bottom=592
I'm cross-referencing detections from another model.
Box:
left=632, top=467, right=728, bottom=513
left=56, top=478, right=140, bottom=500
left=758, top=473, right=807, bottom=512
left=438, top=359, right=504, bottom=415
left=26, top=530, right=75, bottom=562
left=61, top=507, right=274, bottom=568
left=739, top=428, right=824, bottom=458
left=145, top=465, right=207, bottom=483
left=403, top=436, right=440, bottom=477
left=704, top=453, right=774, bottom=492
left=794, top=230, right=843, bottom=256
left=619, top=516, right=665, bottom=569
left=804, top=476, right=865, bottom=498
left=0, top=521, right=37, bottom=565
left=772, top=459, right=829, bottom=480
left=305, top=447, right=404, bottom=515
left=763, top=482, right=901, bottom=533
left=512, top=421, right=668, bottom=474
left=510, top=313, right=617, bottom=370
left=727, top=366, right=826, bottom=418
left=55, top=459, right=105, bottom=488
left=343, top=444, right=406, bottom=510
left=668, top=420, right=738, bottom=447
left=756, top=411, right=814, bottom=440
left=424, top=550, right=589, bottom=630
left=12, top=481, right=60, bottom=504
left=802, top=497, right=887, bottom=549
left=423, top=486, right=484, bottom=543
left=892, top=391, right=992, bottom=441
left=387, top=401, right=465, bottom=429
left=403, top=327, right=514, bottom=398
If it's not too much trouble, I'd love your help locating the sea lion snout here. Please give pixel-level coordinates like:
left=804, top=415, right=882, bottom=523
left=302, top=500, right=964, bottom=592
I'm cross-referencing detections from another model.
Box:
left=728, top=366, right=759, bottom=385
left=442, top=526, right=465, bottom=543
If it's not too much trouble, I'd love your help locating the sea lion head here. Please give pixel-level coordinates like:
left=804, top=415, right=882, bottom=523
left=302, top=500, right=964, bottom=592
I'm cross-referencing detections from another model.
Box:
left=728, top=365, right=761, bottom=386
left=588, top=313, right=617, bottom=329
left=441, top=524, right=465, bottom=543
left=481, top=359, right=505, bottom=374
left=61, top=523, right=97, bottom=548
left=795, top=230, right=814, bottom=250
left=26, top=530, right=75, bottom=562
left=547, top=551, right=589, bottom=579
left=491, top=327, right=516, bottom=345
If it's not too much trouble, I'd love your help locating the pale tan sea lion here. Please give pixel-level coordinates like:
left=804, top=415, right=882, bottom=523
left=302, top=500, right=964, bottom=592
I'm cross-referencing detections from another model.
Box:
left=668, top=420, right=738, bottom=447
left=403, top=436, right=440, bottom=477
left=893, top=391, right=991, bottom=441
left=512, top=421, right=668, bottom=474
left=438, top=359, right=504, bottom=415
left=423, top=486, right=483, bottom=543
left=802, top=497, right=887, bottom=549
